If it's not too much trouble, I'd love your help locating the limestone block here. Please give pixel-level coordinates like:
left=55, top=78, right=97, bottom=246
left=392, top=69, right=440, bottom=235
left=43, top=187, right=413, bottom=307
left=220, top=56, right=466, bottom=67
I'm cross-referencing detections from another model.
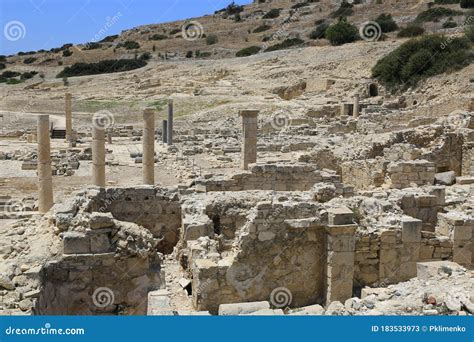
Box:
left=89, top=212, right=115, bottom=229
left=453, top=225, right=473, bottom=241
left=218, top=301, right=270, bottom=316
left=401, top=217, right=422, bottom=243
left=327, top=207, right=353, bottom=226
left=62, top=232, right=90, bottom=254
left=147, top=289, right=173, bottom=316
left=90, top=232, right=111, bottom=253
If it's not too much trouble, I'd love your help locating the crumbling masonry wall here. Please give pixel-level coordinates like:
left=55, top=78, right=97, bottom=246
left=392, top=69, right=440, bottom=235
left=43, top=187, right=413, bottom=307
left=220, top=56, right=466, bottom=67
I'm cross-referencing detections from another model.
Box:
left=195, top=163, right=342, bottom=192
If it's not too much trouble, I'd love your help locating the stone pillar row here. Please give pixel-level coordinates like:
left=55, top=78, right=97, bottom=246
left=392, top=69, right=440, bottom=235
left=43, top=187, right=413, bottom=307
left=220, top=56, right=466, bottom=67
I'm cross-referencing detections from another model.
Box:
left=37, top=105, right=261, bottom=213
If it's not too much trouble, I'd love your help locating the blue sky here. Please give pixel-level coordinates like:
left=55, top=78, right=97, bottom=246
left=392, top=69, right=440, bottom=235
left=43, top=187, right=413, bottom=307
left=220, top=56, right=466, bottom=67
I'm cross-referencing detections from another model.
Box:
left=0, top=0, right=252, bottom=55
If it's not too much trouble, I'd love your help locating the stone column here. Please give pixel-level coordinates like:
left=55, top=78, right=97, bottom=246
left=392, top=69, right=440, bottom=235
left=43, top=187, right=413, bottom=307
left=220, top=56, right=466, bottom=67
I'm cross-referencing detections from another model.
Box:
left=340, top=103, right=353, bottom=117
left=400, top=217, right=422, bottom=281
left=107, top=129, right=113, bottom=144
left=143, top=108, right=155, bottom=185
left=325, top=207, right=356, bottom=304
left=353, top=93, right=360, bottom=118
left=92, top=116, right=106, bottom=187
left=162, top=120, right=168, bottom=144
left=65, top=93, right=73, bottom=143
left=37, top=115, right=54, bottom=213
left=167, top=100, right=173, bottom=145
left=240, top=110, right=259, bottom=170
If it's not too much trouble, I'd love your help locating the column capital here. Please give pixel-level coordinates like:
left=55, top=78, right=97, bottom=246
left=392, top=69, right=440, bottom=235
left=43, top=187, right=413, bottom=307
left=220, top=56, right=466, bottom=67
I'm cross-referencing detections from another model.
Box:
left=239, top=110, right=259, bottom=118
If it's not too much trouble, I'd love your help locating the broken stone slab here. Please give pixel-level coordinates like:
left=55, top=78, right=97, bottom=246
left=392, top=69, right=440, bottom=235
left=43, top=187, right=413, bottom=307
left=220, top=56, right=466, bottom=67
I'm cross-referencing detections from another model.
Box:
left=62, top=232, right=91, bottom=254
left=289, top=304, right=325, bottom=315
left=147, top=289, right=173, bottom=316
left=218, top=301, right=270, bottom=316
left=176, top=310, right=211, bottom=316
left=243, top=308, right=285, bottom=315
left=178, top=278, right=191, bottom=289
left=434, top=171, right=456, bottom=186
left=416, top=261, right=463, bottom=280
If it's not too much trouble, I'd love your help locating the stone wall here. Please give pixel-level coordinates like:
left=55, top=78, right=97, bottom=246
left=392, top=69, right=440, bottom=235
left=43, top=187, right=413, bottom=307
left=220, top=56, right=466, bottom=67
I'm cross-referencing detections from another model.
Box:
left=88, top=187, right=182, bottom=254
left=354, top=219, right=454, bottom=288
left=387, top=160, right=435, bottom=189
left=437, top=212, right=473, bottom=268
left=36, top=217, right=164, bottom=315
left=186, top=201, right=358, bottom=313
left=195, top=163, right=341, bottom=192
left=341, top=158, right=387, bottom=190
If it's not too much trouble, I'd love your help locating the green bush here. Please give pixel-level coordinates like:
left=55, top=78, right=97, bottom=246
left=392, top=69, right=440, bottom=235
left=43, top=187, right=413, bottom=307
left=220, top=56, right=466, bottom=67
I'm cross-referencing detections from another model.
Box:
left=169, top=28, right=181, bottom=35
left=263, top=8, right=281, bottom=19
left=236, top=46, right=261, bottom=57
left=331, top=1, right=353, bottom=18
left=254, top=24, right=271, bottom=33
left=206, top=35, right=218, bottom=45
left=375, top=13, right=399, bottom=32
left=139, top=52, right=151, bottom=61
left=461, top=0, right=474, bottom=7
left=397, top=25, right=425, bottom=37
left=434, top=0, right=460, bottom=3
left=6, top=78, right=23, bottom=85
left=325, top=18, right=358, bottom=45
left=99, top=34, right=119, bottom=42
left=149, top=34, right=167, bottom=40
left=20, top=71, right=37, bottom=80
left=309, top=23, right=329, bottom=39
left=119, top=41, right=140, bottom=50
left=0, top=55, right=6, bottom=62
left=372, top=35, right=473, bottom=90
left=23, top=57, right=37, bottom=64
left=466, top=24, right=474, bottom=41
left=57, top=59, right=147, bottom=78
left=83, top=42, right=102, bottom=50
left=442, top=20, right=458, bottom=28
left=0, top=63, right=5, bottom=70
left=62, top=49, right=73, bottom=57
left=264, top=38, right=304, bottom=52
left=196, top=51, right=211, bottom=58
left=1, top=71, right=21, bottom=78
left=415, top=7, right=461, bottom=22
